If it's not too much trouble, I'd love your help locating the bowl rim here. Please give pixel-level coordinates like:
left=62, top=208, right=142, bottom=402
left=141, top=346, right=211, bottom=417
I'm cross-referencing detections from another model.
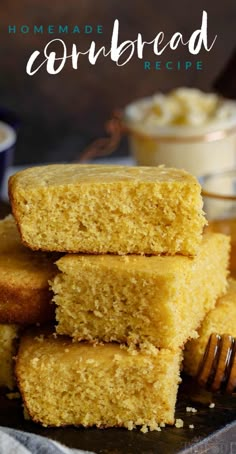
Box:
left=201, top=168, right=236, bottom=201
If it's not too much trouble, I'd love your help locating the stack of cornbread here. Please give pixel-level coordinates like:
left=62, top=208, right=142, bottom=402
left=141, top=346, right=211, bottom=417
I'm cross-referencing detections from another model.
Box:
left=0, top=215, right=57, bottom=389
left=1, top=164, right=231, bottom=431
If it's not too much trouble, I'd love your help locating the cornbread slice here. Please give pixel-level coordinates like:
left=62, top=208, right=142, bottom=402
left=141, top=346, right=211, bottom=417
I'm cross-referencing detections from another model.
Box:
left=184, top=278, right=236, bottom=376
left=9, top=164, right=206, bottom=255
left=0, top=215, right=57, bottom=324
left=0, top=324, right=19, bottom=389
left=52, top=233, right=230, bottom=349
left=16, top=330, right=182, bottom=429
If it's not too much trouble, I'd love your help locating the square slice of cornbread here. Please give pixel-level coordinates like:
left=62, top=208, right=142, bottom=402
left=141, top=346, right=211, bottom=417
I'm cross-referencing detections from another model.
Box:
left=9, top=164, right=206, bottom=255
left=16, top=330, right=182, bottom=429
left=184, top=278, right=236, bottom=377
left=0, top=215, right=57, bottom=324
left=0, top=324, right=19, bottom=389
left=52, top=233, right=230, bottom=349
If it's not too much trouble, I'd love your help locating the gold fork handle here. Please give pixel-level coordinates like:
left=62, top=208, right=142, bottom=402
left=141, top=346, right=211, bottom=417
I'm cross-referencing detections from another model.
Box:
left=197, top=333, right=236, bottom=394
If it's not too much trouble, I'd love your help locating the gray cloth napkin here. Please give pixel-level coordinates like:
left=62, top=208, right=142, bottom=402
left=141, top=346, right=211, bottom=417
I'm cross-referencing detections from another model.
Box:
left=0, top=426, right=95, bottom=454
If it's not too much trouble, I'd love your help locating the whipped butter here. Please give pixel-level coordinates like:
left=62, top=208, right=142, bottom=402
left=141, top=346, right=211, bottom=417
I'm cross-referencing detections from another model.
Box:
left=124, top=88, right=236, bottom=177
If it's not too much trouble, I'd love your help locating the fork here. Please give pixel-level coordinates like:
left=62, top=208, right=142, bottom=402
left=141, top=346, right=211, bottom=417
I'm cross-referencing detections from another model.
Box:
left=197, top=333, right=236, bottom=393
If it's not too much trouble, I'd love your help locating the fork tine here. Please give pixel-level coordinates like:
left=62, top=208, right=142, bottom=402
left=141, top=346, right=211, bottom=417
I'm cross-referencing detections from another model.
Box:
left=197, top=333, right=220, bottom=388
left=211, top=334, right=233, bottom=392
left=197, top=333, right=236, bottom=393
left=226, top=338, right=236, bottom=393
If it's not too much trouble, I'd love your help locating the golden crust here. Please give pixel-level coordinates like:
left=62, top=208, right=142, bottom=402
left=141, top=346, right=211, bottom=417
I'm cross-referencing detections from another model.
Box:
left=8, top=178, right=21, bottom=234
left=52, top=233, right=230, bottom=349
left=0, top=284, right=55, bottom=324
left=0, top=215, right=57, bottom=324
left=0, top=324, right=20, bottom=389
left=9, top=164, right=206, bottom=256
left=16, top=329, right=182, bottom=428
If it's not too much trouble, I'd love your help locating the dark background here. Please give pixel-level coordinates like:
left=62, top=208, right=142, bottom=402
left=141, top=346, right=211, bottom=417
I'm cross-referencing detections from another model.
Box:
left=0, top=0, right=235, bottom=164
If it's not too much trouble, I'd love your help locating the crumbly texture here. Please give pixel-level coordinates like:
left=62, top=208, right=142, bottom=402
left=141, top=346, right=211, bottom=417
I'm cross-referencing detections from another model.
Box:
left=9, top=164, right=206, bottom=256
left=52, top=233, right=230, bottom=349
left=0, top=215, right=57, bottom=324
left=184, top=278, right=236, bottom=376
left=0, top=324, right=19, bottom=389
left=16, top=330, right=182, bottom=429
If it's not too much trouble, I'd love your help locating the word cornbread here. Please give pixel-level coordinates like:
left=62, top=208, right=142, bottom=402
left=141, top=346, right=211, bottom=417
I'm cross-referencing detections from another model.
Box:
left=16, top=331, right=182, bottom=430
left=184, top=278, right=236, bottom=376
left=52, top=233, right=230, bottom=349
left=9, top=164, right=206, bottom=255
left=0, top=215, right=56, bottom=324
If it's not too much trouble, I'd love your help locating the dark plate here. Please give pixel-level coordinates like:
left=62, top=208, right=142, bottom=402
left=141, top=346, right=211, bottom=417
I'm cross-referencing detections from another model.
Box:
left=1, top=376, right=235, bottom=454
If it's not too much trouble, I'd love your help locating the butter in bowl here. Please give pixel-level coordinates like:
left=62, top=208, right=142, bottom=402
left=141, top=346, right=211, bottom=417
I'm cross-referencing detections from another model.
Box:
left=123, top=88, right=236, bottom=177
